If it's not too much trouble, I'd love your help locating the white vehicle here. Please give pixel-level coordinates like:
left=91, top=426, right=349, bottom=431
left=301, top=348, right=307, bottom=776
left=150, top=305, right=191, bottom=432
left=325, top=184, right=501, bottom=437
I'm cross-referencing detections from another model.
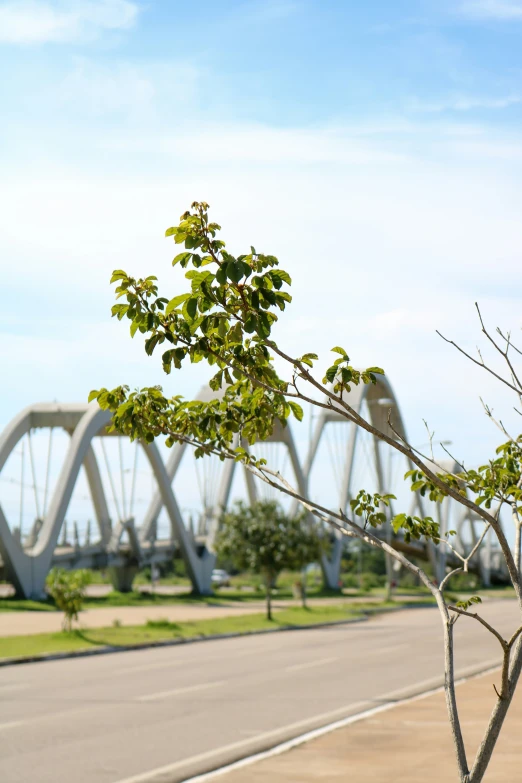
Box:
left=211, top=569, right=231, bottom=588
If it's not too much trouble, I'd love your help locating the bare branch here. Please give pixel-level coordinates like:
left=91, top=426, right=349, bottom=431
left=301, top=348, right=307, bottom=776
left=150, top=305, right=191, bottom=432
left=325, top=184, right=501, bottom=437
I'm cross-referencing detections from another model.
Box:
left=465, top=523, right=491, bottom=571
left=423, top=418, right=435, bottom=462
left=508, top=625, right=522, bottom=649
left=440, top=441, right=466, bottom=473
left=480, top=397, right=517, bottom=444
left=387, top=413, right=465, bottom=481
left=497, top=327, right=522, bottom=358
left=476, top=303, right=522, bottom=394
left=448, top=605, right=507, bottom=651
left=436, top=329, right=521, bottom=395
left=439, top=525, right=490, bottom=593
left=440, top=567, right=463, bottom=593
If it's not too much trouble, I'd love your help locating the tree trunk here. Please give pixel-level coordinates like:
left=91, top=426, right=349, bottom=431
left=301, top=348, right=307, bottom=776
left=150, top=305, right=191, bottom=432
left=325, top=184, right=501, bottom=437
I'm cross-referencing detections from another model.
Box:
left=385, top=550, right=394, bottom=602
left=265, top=574, right=272, bottom=621
left=301, top=567, right=307, bottom=609
left=468, top=636, right=522, bottom=782
left=515, top=521, right=522, bottom=574
left=443, top=617, right=470, bottom=782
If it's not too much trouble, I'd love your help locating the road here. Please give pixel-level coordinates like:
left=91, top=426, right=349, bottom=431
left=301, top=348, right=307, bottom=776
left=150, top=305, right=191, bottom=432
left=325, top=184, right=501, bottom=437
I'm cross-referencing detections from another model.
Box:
left=0, top=601, right=519, bottom=783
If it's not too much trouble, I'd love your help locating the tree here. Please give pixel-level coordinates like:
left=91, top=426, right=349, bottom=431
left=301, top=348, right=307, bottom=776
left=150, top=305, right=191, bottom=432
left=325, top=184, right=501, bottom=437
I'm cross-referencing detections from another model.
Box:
left=90, top=201, right=522, bottom=783
left=215, top=500, right=322, bottom=619
left=46, top=568, right=91, bottom=632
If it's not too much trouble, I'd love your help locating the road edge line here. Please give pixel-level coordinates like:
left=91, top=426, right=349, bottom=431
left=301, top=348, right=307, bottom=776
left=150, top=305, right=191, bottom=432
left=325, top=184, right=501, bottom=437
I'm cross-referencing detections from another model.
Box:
left=177, top=662, right=502, bottom=783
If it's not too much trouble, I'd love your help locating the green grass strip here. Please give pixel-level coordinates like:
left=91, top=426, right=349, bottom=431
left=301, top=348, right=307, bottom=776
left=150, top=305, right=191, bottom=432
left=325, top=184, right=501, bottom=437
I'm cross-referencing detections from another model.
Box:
left=0, top=603, right=407, bottom=660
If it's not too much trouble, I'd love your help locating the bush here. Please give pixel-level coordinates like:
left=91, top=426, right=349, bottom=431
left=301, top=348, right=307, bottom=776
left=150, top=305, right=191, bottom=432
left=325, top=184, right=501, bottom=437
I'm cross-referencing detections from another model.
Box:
left=46, top=568, right=91, bottom=632
left=342, top=573, right=360, bottom=589
left=359, top=572, right=383, bottom=593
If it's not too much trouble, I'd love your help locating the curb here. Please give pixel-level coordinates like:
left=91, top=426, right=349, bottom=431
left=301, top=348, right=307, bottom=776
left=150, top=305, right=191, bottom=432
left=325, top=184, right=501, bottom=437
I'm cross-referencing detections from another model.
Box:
left=0, top=601, right=435, bottom=668
left=175, top=662, right=503, bottom=783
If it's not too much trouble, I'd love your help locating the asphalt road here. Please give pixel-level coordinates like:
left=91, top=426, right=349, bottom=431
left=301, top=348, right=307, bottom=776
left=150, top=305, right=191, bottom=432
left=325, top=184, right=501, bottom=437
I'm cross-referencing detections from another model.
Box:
left=0, top=600, right=520, bottom=783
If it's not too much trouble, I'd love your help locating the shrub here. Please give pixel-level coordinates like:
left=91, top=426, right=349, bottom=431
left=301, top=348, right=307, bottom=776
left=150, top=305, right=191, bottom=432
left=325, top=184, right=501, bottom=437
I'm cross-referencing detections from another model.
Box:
left=46, top=568, right=91, bottom=632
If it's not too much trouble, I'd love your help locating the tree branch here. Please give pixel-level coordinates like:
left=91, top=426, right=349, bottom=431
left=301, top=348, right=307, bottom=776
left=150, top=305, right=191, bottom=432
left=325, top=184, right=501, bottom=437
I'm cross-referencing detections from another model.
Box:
left=475, top=303, right=522, bottom=394
left=447, top=605, right=507, bottom=651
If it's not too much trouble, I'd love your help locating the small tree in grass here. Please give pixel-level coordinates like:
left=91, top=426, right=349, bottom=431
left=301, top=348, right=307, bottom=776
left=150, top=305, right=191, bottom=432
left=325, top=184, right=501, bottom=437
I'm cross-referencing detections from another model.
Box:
left=46, top=568, right=91, bottom=632
left=91, top=201, right=522, bottom=783
left=215, top=500, right=322, bottom=619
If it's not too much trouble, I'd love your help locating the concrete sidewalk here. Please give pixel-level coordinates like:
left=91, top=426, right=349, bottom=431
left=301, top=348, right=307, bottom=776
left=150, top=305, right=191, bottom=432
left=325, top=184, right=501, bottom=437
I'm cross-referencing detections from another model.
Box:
left=217, top=669, right=522, bottom=782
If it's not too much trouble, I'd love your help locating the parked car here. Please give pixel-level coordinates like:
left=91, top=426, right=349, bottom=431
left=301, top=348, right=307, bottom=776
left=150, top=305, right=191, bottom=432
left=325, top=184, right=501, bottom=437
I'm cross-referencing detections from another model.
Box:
left=211, top=569, right=231, bottom=588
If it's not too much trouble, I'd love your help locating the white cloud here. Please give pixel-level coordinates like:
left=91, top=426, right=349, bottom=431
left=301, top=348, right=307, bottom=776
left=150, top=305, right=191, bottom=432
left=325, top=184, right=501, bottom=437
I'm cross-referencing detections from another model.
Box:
left=0, top=0, right=139, bottom=44
left=1, top=109, right=522, bottom=466
left=101, top=123, right=407, bottom=165
left=53, top=59, right=199, bottom=117
left=409, top=94, right=521, bottom=112
left=459, top=1, right=522, bottom=19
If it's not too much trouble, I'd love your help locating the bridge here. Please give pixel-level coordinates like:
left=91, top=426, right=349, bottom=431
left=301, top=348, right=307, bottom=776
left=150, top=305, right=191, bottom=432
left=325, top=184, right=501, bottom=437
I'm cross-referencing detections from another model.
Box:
left=0, top=376, right=509, bottom=598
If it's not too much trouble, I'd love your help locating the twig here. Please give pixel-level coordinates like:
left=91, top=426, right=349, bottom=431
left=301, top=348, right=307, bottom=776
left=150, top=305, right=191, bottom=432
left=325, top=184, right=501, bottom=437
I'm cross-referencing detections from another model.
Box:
left=508, top=625, right=522, bottom=649
left=447, top=605, right=507, bottom=650
left=476, top=303, right=522, bottom=394
left=437, top=329, right=521, bottom=395
left=480, top=397, right=517, bottom=444
left=440, top=567, right=463, bottom=593
left=497, top=327, right=522, bottom=357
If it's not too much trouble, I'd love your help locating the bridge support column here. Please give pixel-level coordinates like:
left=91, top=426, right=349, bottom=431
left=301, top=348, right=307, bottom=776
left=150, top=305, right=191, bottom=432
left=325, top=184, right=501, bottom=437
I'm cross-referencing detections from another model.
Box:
left=108, top=565, right=139, bottom=593
left=321, top=533, right=343, bottom=590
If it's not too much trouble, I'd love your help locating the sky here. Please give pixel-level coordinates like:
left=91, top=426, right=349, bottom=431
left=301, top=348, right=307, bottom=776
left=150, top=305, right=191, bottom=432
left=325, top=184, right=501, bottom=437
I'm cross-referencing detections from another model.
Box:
left=1, top=0, right=522, bottom=529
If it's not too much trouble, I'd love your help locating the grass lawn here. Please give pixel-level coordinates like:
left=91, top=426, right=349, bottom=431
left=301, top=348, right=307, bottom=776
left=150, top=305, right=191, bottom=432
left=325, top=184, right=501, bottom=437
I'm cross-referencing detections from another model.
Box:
left=0, top=603, right=378, bottom=660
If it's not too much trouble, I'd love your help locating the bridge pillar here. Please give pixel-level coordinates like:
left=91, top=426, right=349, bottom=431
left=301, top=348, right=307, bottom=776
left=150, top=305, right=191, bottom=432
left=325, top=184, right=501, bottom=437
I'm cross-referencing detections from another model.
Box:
left=108, top=565, right=139, bottom=593
left=321, top=534, right=343, bottom=590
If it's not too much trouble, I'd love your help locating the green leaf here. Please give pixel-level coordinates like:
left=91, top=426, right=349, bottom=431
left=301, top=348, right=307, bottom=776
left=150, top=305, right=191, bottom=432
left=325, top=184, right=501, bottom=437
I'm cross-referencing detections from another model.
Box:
left=392, top=513, right=407, bottom=533
left=288, top=401, right=304, bottom=422
left=172, top=252, right=192, bottom=267
left=165, top=293, right=190, bottom=315
left=228, top=322, right=243, bottom=344
left=183, top=297, right=198, bottom=321
left=227, top=259, right=244, bottom=283
left=270, top=269, right=292, bottom=286
left=257, top=312, right=271, bottom=338
left=110, top=270, right=127, bottom=283
left=244, top=315, right=257, bottom=333
left=216, top=265, right=228, bottom=285
left=331, top=346, right=347, bottom=357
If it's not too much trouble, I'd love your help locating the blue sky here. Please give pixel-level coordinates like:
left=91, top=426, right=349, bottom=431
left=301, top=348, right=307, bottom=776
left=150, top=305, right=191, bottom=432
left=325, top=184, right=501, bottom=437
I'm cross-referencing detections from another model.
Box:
left=1, top=0, right=522, bottom=474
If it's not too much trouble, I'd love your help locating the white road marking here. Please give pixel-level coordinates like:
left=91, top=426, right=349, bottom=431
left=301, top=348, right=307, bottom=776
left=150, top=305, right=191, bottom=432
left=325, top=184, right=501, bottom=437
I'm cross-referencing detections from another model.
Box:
left=117, top=660, right=185, bottom=675
left=286, top=656, right=339, bottom=673
left=137, top=680, right=226, bottom=703
left=367, top=644, right=409, bottom=656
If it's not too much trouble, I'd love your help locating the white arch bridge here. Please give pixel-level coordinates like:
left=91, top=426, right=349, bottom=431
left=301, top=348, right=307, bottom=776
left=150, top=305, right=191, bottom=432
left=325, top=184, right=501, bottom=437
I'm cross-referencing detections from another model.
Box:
left=0, top=377, right=509, bottom=598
